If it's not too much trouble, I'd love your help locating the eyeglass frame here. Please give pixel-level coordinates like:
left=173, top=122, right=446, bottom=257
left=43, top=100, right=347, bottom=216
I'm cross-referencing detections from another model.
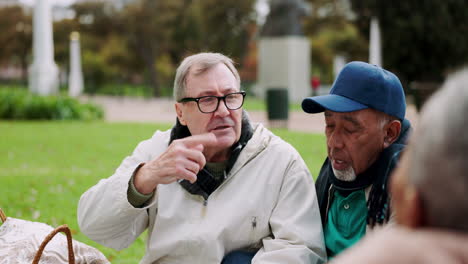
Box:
left=177, top=91, right=247, bottom=113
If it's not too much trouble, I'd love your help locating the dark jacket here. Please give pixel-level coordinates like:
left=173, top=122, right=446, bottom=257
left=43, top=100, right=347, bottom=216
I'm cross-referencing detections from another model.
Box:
left=315, top=119, right=412, bottom=227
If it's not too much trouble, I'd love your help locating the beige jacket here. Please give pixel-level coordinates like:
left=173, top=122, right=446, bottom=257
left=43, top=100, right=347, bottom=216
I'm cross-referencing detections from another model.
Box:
left=78, top=123, right=326, bottom=264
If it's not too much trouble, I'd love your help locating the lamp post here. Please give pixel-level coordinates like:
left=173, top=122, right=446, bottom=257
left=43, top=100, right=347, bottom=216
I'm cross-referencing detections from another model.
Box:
left=68, top=31, right=84, bottom=97
left=369, top=17, right=382, bottom=67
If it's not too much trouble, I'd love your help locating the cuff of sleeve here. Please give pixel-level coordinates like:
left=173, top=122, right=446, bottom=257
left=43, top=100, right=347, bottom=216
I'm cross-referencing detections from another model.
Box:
left=127, top=163, right=155, bottom=208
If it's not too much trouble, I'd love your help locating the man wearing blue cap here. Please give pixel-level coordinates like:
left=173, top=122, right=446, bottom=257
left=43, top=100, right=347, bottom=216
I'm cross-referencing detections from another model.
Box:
left=302, top=61, right=412, bottom=258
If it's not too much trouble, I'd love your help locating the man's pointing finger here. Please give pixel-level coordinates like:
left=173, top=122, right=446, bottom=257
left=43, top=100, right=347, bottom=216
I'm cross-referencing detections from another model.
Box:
left=182, top=133, right=218, bottom=148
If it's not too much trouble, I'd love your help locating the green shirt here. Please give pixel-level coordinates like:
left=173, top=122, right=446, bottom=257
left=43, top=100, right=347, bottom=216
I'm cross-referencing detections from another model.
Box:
left=324, top=189, right=367, bottom=258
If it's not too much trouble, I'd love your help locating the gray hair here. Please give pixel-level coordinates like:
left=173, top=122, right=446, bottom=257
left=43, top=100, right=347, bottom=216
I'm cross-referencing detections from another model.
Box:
left=173, top=52, right=241, bottom=101
left=409, top=67, right=468, bottom=232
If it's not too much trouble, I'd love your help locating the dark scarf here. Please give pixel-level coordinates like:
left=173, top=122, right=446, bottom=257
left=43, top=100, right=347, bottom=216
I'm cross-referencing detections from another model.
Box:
left=316, top=119, right=412, bottom=227
left=169, top=111, right=253, bottom=200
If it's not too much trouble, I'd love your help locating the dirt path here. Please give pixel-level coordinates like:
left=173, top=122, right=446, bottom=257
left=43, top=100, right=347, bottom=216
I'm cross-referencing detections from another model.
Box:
left=81, top=95, right=419, bottom=133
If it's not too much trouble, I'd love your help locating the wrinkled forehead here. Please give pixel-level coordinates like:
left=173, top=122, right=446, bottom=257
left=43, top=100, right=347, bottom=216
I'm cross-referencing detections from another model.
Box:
left=186, top=64, right=239, bottom=94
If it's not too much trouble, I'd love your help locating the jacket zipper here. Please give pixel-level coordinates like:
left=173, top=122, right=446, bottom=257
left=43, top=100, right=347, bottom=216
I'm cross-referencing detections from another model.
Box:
left=201, top=198, right=208, bottom=217
left=325, top=185, right=334, bottom=222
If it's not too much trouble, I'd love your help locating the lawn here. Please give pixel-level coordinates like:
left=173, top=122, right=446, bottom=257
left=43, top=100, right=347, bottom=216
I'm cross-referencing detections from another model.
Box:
left=0, top=121, right=326, bottom=263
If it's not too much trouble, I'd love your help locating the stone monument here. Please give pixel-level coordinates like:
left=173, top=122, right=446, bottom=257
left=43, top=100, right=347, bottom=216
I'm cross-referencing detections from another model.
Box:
left=257, top=0, right=311, bottom=103
left=68, top=32, right=84, bottom=97
left=369, top=17, right=382, bottom=66
left=29, top=0, right=59, bottom=96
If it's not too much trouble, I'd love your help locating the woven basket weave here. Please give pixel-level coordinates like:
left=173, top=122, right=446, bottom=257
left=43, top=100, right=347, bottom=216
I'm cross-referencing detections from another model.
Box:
left=0, top=208, right=109, bottom=264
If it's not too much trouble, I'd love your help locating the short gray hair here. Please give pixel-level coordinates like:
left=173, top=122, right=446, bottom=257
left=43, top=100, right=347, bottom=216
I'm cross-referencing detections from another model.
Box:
left=409, top=67, right=468, bottom=232
left=173, top=52, right=241, bottom=101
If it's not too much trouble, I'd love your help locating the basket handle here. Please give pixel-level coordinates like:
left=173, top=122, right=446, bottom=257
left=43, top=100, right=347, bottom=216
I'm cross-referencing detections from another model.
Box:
left=0, top=208, right=6, bottom=223
left=32, top=224, right=76, bottom=264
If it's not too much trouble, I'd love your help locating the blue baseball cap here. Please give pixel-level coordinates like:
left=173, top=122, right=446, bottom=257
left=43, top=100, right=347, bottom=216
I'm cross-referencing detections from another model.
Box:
left=302, top=61, right=406, bottom=120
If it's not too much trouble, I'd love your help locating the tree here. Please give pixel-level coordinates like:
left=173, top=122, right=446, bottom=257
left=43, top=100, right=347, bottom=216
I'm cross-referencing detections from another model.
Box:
left=0, top=6, right=32, bottom=82
left=350, top=0, right=468, bottom=108
left=195, top=0, right=256, bottom=61
left=302, top=0, right=367, bottom=83
left=59, top=2, right=134, bottom=93
left=121, top=0, right=186, bottom=97
left=121, top=0, right=257, bottom=97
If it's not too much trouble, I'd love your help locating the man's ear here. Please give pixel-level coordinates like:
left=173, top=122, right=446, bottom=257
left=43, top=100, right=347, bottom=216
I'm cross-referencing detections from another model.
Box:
left=384, top=120, right=402, bottom=148
left=175, top=103, right=187, bottom=126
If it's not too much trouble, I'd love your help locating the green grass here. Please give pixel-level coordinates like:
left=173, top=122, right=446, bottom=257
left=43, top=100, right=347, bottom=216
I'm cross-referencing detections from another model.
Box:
left=0, top=121, right=326, bottom=263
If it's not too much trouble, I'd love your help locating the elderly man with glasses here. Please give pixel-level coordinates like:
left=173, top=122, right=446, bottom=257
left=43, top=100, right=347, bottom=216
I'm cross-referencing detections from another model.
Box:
left=78, top=52, right=326, bottom=264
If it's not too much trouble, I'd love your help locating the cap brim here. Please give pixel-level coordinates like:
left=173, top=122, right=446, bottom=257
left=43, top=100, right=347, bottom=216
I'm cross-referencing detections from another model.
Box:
left=302, top=95, right=369, bottom=113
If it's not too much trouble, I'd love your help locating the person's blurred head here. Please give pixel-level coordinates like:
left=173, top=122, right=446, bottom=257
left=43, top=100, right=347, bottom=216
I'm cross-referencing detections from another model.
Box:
left=302, top=61, right=405, bottom=179
left=391, top=68, right=468, bottom=232
left=173, top=53, right=244, bottom=161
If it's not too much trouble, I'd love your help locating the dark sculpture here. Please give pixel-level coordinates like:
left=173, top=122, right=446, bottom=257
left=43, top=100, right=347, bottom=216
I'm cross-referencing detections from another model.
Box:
left=261, top=0, right=310, bottom=37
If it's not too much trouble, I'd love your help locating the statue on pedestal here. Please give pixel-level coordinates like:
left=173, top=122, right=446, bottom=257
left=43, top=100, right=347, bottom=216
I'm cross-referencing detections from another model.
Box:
left=261, top=0, right=310, bottom=37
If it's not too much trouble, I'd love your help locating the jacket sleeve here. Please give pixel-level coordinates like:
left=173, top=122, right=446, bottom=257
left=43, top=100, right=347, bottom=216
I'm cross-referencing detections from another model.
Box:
left=77, top=135, right=162, bottom=250
left=252, top=156, right=327, bottom=264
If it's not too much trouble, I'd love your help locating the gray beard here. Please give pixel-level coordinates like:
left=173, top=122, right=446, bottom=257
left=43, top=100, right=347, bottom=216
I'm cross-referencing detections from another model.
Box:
left=332, top=166, right=357, bottom=182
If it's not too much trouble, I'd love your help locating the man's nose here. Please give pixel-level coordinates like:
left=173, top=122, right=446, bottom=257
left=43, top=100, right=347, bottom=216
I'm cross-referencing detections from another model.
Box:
left=214, top=100, right=230, bottom=117
left=327, top=130, right=344, bottom=150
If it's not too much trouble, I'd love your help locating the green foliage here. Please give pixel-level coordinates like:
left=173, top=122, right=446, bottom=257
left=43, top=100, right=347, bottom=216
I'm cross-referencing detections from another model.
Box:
left=194, top=0, right=256, bottom=60
left=97, top=84, right=157, bottom=98
left=1, top=1, right=258, bottom=96
left=0, top=121, right=326, bottom=263
left=350, top=0, right=468, bottom=84
left=309, top=23, right=367, bottom=83
left=0, top=5, right=32, bottom=80
left=303, top=0, right=367, bottom=83
left=53, top=19, right=78, bottom=66
left=52, top=0, right=257, bottom=96
left=0, top=88, right=103, bottom=120
left=81, top=49, right=120, bottom=94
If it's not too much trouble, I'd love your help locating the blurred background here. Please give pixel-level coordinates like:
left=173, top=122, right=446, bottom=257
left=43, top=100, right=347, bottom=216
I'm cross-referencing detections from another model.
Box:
left=1, top=0, right=466, bottom=104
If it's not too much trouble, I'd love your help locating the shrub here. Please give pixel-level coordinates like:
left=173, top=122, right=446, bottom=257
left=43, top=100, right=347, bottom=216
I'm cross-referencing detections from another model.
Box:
left=0, top=88, right=103, bottom=120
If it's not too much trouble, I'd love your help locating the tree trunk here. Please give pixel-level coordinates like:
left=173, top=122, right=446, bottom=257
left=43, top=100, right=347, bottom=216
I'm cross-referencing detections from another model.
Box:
left=134, top=38, right=160, bottom=97
left=144, top=55, right=160, bottom=97
left=20, top=55, right=28, bottom=85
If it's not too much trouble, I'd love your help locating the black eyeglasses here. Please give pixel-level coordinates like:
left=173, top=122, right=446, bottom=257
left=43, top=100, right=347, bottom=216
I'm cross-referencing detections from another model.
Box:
left=178, top=91, right=246, bottom=113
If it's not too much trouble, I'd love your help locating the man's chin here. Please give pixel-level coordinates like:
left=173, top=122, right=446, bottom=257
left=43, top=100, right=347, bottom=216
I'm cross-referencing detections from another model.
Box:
left=213, top=135, right=236, bottom=148
left=332, top=166, right=357, bottom=182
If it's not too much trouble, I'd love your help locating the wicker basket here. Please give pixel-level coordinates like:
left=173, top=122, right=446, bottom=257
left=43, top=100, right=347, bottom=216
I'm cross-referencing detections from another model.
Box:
left=0, top=208, right=109, bottom=264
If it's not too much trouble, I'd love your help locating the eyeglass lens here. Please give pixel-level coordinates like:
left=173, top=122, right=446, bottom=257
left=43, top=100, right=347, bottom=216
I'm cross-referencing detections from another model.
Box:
left=199, top=93, right=244, bottom=113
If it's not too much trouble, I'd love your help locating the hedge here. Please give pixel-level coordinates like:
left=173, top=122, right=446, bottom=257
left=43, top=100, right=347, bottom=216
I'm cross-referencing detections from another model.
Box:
left=0, top=88, right=103, bottom=120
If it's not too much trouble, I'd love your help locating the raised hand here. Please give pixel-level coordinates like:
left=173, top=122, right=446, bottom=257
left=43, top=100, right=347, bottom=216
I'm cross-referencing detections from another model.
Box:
left=133, top=133, right=218, bottom=194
